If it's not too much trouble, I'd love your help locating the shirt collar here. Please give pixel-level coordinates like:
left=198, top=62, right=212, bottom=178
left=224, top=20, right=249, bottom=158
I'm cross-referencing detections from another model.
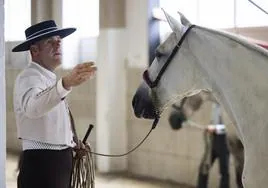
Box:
left=31, top=62, right=57, bottom=80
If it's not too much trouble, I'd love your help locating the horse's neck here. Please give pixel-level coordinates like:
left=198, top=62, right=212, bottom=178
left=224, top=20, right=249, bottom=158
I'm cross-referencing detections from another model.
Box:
left=187, top=27, right=268, bottom=147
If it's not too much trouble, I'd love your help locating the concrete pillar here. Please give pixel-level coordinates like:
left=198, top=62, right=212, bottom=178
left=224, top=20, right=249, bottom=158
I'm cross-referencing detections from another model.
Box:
left=0, top=0, right=6, bottom=187
left=96, top=0, right=127, bottom=172
left=52, top=0, right=63, bottom=27
left=31, top=0, right=53, bottom=24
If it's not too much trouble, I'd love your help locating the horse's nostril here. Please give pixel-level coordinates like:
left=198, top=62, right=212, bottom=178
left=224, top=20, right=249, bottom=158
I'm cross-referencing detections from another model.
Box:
left=132, top=95, right=137, bottom=107
left=132, top=91, right=141, bottom=106
left=132, top=95, right=142, bottom=118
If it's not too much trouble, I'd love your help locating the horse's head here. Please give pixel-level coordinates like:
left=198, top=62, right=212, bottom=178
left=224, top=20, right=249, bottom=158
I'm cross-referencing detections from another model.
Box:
left=132, top=10, right=206, bottom=119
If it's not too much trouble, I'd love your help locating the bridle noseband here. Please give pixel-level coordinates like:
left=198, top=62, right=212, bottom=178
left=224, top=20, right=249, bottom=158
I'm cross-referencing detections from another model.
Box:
left=143, top=25, right=196, bottom=89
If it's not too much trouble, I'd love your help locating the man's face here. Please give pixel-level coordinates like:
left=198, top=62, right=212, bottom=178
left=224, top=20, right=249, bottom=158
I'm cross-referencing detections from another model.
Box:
left=32, top=35, right=62, bottom=70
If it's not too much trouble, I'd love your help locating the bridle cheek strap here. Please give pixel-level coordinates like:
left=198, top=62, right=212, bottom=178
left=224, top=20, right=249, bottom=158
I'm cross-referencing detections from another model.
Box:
left=143, top=25, right=196, bottom=89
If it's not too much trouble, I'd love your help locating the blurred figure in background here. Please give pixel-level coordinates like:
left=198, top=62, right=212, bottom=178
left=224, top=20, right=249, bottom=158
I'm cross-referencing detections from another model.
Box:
left=197, top=115, right=230, bottom=188
left=169, top=102, right=230, bottom=188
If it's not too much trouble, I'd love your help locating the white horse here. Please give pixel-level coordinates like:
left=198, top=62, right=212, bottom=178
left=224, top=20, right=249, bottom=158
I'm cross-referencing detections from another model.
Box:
left=132, top=10, right=268, bottom=188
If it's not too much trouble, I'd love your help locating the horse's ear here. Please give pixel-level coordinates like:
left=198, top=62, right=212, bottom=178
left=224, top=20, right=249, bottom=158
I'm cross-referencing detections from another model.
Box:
left=177, top=12, right=191, bottom=26
left=162, top=9, right=183, bottom=39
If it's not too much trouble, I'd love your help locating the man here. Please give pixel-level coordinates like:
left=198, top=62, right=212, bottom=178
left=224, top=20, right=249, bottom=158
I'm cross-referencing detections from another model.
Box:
left=12, top=20, right=97, bottom=188
left=197, top=120, right=230, bottom=188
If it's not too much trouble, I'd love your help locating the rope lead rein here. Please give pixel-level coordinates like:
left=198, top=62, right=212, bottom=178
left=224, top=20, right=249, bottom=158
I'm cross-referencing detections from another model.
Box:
left=85, top=117, right=159, bottom=157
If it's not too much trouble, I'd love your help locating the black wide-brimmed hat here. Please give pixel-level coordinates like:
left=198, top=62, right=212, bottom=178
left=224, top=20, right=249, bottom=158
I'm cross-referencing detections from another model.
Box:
left=12, top=20, right=76, bottom=52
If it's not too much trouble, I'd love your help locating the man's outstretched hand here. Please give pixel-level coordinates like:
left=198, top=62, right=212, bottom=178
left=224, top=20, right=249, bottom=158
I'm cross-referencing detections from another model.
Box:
left=62, top=62, right=97, bottom=90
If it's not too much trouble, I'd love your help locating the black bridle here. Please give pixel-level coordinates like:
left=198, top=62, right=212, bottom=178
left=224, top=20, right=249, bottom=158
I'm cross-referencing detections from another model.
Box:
left=143, top=25, right=196, bottom=89
left=142, top=25, right=196, bottom=129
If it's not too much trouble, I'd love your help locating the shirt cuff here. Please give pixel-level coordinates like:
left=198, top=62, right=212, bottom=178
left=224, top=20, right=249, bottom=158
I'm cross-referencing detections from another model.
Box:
left=56, top=78, right=72, bottom=99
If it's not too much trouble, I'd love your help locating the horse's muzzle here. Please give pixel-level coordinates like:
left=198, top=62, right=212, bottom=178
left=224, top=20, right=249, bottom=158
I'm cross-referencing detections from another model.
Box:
left=132, top=83, right=157, bottom=119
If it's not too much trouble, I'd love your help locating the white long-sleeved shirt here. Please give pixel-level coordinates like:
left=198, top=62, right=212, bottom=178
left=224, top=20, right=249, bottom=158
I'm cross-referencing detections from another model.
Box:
left=13, top=62, right=75, bottom=149
left=207, top=124, right=226, bottom=135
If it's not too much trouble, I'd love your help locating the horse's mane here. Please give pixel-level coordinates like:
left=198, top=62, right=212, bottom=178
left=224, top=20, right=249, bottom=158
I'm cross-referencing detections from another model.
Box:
left=194, top=25, right=268, bottom=59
